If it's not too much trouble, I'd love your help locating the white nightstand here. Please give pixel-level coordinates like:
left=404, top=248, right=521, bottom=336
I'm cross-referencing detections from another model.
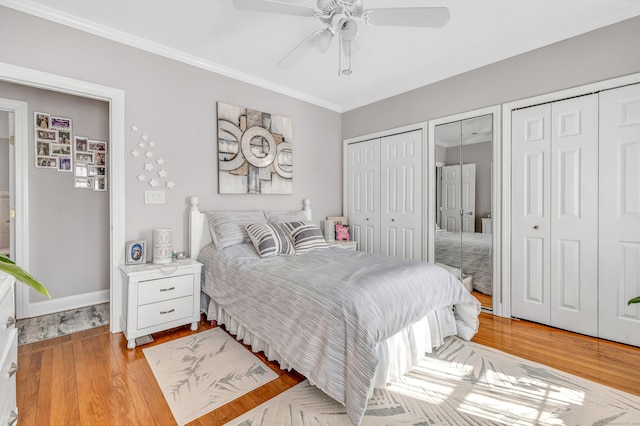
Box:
left=119, top=259, right=202, bottom=349
left=0, top=275, right=18, bottom=426
left=328, top=240, right=358, bottom=251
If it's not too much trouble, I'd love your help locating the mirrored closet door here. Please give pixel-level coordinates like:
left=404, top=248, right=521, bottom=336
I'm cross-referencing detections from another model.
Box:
left=434, top=115, right=493, bottom=309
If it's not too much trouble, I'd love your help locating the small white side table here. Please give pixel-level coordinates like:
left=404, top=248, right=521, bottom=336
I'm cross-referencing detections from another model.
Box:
left=119, top=259, right=202, bottom=349
left=328, top=240, right=358, bottom=251
left=481, top=218, right=492, bottom=234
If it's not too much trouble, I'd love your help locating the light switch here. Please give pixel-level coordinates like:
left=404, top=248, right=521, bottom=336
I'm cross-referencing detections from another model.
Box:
left=145, top=190, right=165, bottom=204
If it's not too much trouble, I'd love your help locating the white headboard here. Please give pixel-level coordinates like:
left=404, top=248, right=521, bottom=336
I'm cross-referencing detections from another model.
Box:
left=188, top=196, right=312, bottom=261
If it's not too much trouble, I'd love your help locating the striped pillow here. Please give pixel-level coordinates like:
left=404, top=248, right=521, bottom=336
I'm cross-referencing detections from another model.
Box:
left=265, top=210, right=309, bottom=224
left=206, top=210, right=266, bottom=249
left=245, top=223, right=295, bottom=258
left=279, top=221, right=328, bottom=255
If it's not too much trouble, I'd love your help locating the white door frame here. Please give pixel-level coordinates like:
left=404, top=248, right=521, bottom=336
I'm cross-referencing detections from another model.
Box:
left=427, top=106, right=502, bottom=315
left=0, top=98, right=28, bottom=305
left=0, top=61, right=126, bottom=333
left=501, top=72, right=640, bottom=320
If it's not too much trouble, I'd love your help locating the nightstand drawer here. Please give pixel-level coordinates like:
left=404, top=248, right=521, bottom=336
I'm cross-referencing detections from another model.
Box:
left=138, top=274, right=194, bottom=306
left=0, top=329, right=17, bottom=421
left=137, top=296, right=193, bottom=329
left=0, top=284, right=15, bottom=330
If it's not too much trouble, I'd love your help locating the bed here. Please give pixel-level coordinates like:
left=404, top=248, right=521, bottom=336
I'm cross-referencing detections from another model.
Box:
left=188, top=197, right=481, bottom=425
left=435, top=229, right=493, bottom=295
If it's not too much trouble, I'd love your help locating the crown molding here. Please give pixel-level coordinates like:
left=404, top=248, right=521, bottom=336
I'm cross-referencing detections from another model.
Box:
left=0, top=0, right=344, bottom=113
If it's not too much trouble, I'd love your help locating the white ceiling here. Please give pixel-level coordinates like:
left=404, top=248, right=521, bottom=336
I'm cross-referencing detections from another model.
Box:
left=3, top=0, right=640, bottom=112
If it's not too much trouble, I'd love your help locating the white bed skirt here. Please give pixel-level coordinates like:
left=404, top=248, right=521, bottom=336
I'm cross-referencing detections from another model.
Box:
left=202, top=292, right=458, bottom=389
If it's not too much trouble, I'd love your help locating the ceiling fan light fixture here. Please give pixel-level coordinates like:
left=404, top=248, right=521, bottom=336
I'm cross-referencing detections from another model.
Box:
left=339, top=17, right=358, bottom=40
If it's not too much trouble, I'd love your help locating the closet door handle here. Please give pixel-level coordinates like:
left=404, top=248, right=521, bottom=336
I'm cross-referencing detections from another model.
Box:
left=533, top=225, right=539, bottom=230
left=8, top=362, right=18, bottom=378
left=5, top=316, right=16, bottom=328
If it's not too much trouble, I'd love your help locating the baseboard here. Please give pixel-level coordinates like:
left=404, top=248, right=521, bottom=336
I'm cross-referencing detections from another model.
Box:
left=27, top=289, right=110, bottom=318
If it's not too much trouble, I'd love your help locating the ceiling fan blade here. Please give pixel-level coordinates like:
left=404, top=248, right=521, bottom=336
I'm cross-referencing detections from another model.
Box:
left=363, top=7, right=450, bottom=28
left=277, top=29, right=332, bottom=69
left=233, top=0, right=316, bottom=17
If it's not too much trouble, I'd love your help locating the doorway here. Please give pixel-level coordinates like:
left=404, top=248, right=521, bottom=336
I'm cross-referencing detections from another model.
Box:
left=0, top=62, right=126, bottom=331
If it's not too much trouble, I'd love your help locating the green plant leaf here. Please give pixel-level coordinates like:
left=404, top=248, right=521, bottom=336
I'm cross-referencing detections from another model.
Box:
left=629, top=296, right=640, bottom=305
left=0, top=253, right=51, bottom=298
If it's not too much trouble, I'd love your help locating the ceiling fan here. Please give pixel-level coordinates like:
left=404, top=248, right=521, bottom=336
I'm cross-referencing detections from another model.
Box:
left=233, top=0, right=450, bottom=75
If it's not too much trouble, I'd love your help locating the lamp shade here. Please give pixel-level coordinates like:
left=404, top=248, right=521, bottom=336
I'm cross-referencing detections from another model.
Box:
left=153, top=228, right=173, bottom=264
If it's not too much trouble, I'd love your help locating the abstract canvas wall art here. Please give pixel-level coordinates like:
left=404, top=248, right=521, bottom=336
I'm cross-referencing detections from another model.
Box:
left=217, top=102, right=293, bottom=194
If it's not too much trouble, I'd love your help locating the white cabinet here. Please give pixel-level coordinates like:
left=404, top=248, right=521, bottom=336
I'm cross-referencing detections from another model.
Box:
left=346, top=129, right=423, bottom=260
left=119, top=259, right=202, bottom=349
left=0, top=275, right=18, bottom=426
left=328, top=240, right=358, bottom=251
left=481, top=218, right=492, bottom=234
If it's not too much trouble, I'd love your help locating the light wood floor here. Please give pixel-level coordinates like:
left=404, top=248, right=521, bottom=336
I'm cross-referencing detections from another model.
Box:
left=17, top=312, right=640, bottom=425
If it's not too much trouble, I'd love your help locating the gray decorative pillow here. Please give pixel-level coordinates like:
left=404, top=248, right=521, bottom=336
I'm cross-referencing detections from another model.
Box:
left=206, top=210, right=266, bottom=249
left=265, top=210, right=309, bottom=224
left=244, top=223, right=295, bottom=258
left=279, top=221, right=328, bottom=254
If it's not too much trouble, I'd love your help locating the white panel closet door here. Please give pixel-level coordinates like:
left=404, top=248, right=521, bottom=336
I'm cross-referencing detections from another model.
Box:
left=461, top=163, right=476, bottom=233
left=511, top=104, right=552, bottom=325
left=599, top=83, right=640, bottom=347
left=441, top=165, right=461, bottom=232
left=549, top=94, right=598, bottom=335
left=380, top=130, right=423, bottom=260
left=346, top=139, right=380, bottom=254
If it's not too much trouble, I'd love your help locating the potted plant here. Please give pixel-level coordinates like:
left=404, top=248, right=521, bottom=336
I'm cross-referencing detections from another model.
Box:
left=630, top=297, right=640, bottom=305
left=0, top=253, right=50, bottom=298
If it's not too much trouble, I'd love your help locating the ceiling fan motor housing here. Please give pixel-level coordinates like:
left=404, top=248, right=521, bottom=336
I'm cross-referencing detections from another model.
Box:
left=318, top=0, right=363, bottom=24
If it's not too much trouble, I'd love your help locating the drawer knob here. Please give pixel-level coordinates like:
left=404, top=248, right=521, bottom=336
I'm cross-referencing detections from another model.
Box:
left=8, top=362, right=18, bottom=378
left=160, top=309, right=175, bottom=315
left=159, top=287, right=175, bottom=292
left=5, top=316, right=16, bottom=328
left=8, top=411, right=18, bottom=426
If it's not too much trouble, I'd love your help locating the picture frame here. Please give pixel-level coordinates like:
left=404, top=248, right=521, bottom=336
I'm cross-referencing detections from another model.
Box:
left=75, top=136, right=89, bottom=152
left=75, top=163, right=88, bottom=177
left=34, top=112, right=50, bottom=129
left=57, top=130, right=72, bottom=145
left=35, top=128, right=57, bottom=140
left=74, top=177, right=94, bottom=189
left=93, top=177, right=107, bottom=192
left=58, top=156, right=72, bottom=172
left=75, top=152, right=94, bottom=163
left=88, top=140, right=107, bottom=153
left=126, top=240, right=146, bottom=264
left=50, top=116, right=72, bottom=129
left=36, top=156, right=57, bottom=169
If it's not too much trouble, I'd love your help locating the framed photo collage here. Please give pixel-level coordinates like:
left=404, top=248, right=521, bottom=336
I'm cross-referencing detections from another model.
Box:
left=34, top=112, right=108, bottom=191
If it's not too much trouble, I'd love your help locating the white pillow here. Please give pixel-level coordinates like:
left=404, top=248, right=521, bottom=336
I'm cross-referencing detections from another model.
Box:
left=279, top=221, right=328, bottom=254
left=244, top=223, right=295, bottom=257
left=265, top=210, right=308, bottom=224
left=205, top=210, right=266, bottom=249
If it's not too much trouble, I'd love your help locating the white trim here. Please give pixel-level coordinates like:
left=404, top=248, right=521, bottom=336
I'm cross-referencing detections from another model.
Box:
left=0, top=61, right=126, bottom=332
left=426, top=105, right=502, bottom=315
left=342, top=121, right=429, bottom=261
left=500, top=71, right=640, bottom=320
left=28, top=289, right=109, bottom=318
left=0, top=98, right=28, bottom=317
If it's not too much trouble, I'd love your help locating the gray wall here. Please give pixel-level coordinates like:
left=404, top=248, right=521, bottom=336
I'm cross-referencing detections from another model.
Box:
left=0, top=7, right=342, bottom=305
left=342, top=15, right=640, bottom=139
left=0, top=82, right=109, bottom=303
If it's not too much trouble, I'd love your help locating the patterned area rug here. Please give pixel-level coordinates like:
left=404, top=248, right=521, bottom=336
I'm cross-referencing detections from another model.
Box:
left=143, top=328, right=279, bottom=426
left=17, top=302, right=110, bottom=345
left=228, top=337, right=640, bottom=425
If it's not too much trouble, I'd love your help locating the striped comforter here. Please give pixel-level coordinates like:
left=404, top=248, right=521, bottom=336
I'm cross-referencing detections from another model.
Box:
left=199, top=243, right=481, bottom=425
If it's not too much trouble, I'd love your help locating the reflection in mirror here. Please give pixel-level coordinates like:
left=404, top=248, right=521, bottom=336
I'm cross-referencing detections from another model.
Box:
left=434, top=115, right=493, bottom=309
